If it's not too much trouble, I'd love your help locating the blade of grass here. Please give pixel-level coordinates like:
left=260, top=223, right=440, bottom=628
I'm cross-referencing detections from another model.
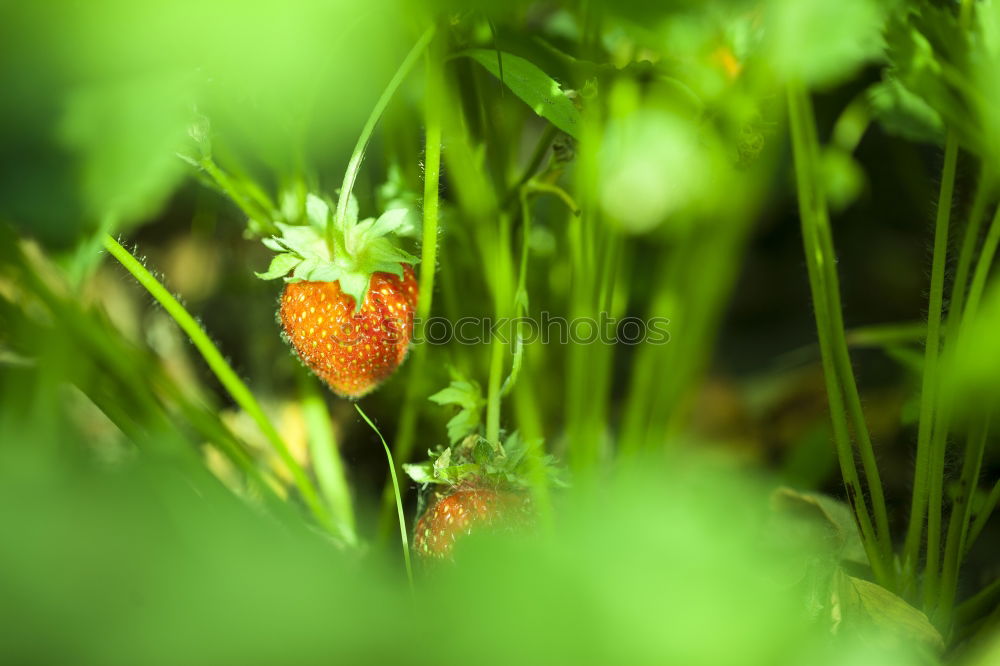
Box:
left=355, top=404, right=413, bottom=588
left=102, top=234, right=333, bottom=532
left=299, top=372, right=358, bottom=547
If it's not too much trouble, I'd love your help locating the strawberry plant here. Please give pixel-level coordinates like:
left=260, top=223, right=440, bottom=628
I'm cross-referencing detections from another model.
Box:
left=3, top=0, right=1000, bottom=664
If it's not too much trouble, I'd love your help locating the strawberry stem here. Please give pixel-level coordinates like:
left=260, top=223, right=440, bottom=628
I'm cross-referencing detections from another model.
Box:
left=331, top=23, right=437, bottom=251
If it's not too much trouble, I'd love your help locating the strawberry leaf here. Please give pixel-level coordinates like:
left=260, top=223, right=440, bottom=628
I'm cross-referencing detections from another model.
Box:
left=403, top=462, right=443, bottom=485
left=369, top=207, right=412, bottom=238
left=255, top=253, right=302, bottom=280
left=430, top=379, right=486, bottom=444
left=305, top=193, right=331, bottom=230
left=336, top=272, right=370, bottom=309
left=273, top=222, right=329, bottom=259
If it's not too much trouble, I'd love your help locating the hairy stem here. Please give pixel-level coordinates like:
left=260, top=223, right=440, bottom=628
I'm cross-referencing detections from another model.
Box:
left=102, top=234, right=332, bottom=530
left=920, top=133, right=960, bottom=607
left=786, top=84, right=891, bottom=585
left=937, top=416, right=989, bottom=621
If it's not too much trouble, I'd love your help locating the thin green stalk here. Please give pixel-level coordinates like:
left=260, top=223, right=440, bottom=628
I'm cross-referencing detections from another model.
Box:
left=962, top=205, right=1000, bottom=326
left=418, top=54, right=443, bottom=326
left=503, top=123, right=558, bottom=207
left=801, top=90, right=891, bottom=566
left=948, top=169, right=991, bottom=328
left=921, top=133, right=960, bottom=606
left=199, top=158, right=278, bottom=234
left=937, top=416, right=989, bottom=620
left=951, top=207, right=1000, bottom=559
left=355, top=405, right=413, bottom=588
left=333, top=24, right=437, bottom=235
left=484, top=203, right=515, bottom=445
left=485, top=334, right=506, bottom=445
left=300, top=374, right=357, bottom=546
left=966, top=478, right=1000, bottom=556
left=102, top=234, right=333, bottom=530
left=787, top=84, right=891, bottom=584
left=956, top=576, right=1000, bottom=629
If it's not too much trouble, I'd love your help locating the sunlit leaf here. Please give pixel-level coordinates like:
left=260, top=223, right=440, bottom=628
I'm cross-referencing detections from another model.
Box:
left=462, top=49, right=582, bottom=139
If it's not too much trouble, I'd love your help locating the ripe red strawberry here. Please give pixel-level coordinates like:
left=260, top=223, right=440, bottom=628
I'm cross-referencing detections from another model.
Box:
left=413, top=485, right=533, bottom=559
left=279, top=265, right=417, bottom=398
left=257, top=194, right=419, bottom=398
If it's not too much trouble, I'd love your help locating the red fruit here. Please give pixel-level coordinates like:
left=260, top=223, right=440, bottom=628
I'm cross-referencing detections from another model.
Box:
left=413, top=485, right=533, bottom=559
left=279, top=264, right=417, bottom=398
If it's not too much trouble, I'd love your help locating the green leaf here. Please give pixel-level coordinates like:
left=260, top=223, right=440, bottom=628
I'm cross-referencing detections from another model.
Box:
left=771, top=487, right=867, bottom=566
left=273, top=222, right=329, bottom=259
left=255, top=253, right=302, bottom=280
left=402, top=462, right=445, bottom=485
left=462, top=49, right=582, bottom=139
left=430, top=379, right=485, bottom=444
left=834, top=571, right=944, bottom=653
left=336, top=272, right=369, bottom=308
left=868, top=75, right=945, bottom=144
left=369, top=208, right=412, bottom=238
left=294, top=261, right=342, bottom=284
left=305, top=193, right=331, bottom=230
left=430, top=380, right=483, bottom=409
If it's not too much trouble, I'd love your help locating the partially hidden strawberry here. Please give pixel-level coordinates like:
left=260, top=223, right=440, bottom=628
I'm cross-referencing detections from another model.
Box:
left=405, top=425, right=557, bottom=561
left=257, top=193, right=418, bottom=398
left=413, top=484, right=533, bottom=559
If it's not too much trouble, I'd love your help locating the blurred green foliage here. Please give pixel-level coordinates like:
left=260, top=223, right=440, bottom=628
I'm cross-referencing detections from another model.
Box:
left=1, top=0, right=1000, bottom=662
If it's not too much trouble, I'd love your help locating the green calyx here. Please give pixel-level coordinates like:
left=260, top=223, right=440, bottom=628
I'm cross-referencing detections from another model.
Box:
left=256, top=192, right=418, bottom=311
left=403, top=433, right=536, bottom=488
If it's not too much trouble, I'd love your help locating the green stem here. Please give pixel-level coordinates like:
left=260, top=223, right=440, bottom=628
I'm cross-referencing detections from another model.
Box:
left=355, top=404, right=413, bottom=588
left=921, top=133, right=960, bottom=607
left=787, top=84, right=891, bottom=585
left=966, top=478, right=1000, bottom=556
left=102, top=234, right=332, bottom=530
left=950, top=203, right=1000, bottom=559
left=948, top=169, right=991, bottom=329
left=961, top=205, right=1000, bottom=328
left=418, top=54, right=443, bottom=325
left=199, top=158, right=277, bottom=234
left=485, top=326, right=506, bottom=445
left=333, top=24, right=437, bottom=238
left=955, top=575, right=1000, bottom=629
left=502, top=123, right=558, bottom=208
left=937, top=416, right=989, bottom=621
